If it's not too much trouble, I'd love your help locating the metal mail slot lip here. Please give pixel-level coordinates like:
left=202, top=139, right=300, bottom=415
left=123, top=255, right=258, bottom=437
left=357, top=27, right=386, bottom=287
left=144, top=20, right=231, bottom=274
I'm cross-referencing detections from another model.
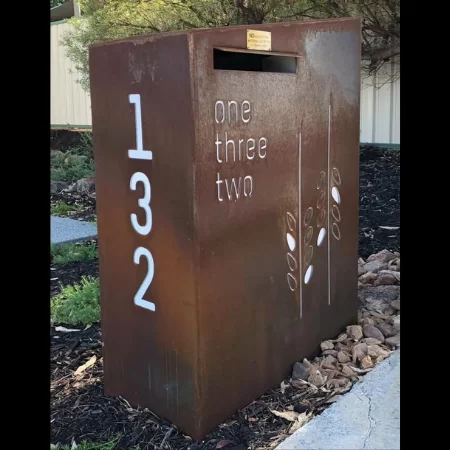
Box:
left=214, top=46, right=302, bottom=58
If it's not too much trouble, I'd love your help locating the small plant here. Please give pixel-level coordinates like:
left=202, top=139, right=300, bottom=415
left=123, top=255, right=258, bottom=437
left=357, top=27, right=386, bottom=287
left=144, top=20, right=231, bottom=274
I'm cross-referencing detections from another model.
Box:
left=51, top=133, right=94, bottom=183
left=70, top=132, right=94, bottom=158
left=51, top=241, right=97, bottom=265
left=53, top=436, right=137, bottom=450
left=51, top=201, right=82, bottom=216
left=51, top=276, right=100, bottom=325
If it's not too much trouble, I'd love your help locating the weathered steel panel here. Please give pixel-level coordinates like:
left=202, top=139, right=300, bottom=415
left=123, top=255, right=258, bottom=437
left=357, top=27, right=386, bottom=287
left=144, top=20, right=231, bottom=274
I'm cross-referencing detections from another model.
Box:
left=89, top=18, right=361, bottom=439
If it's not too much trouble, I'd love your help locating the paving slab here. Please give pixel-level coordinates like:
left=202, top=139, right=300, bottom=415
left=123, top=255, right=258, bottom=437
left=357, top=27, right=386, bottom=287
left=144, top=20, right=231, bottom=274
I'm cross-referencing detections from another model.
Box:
left=277, top=349, right=400, bottom=450
left=51, top=216, right=97, bottom=245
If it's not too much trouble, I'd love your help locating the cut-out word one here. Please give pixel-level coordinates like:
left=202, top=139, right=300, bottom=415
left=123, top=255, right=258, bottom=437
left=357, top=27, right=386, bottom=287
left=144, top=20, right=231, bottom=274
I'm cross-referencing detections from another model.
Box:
left=215, top=100, right=252, bottom=124
left=128, top=94, right=156, bottom=312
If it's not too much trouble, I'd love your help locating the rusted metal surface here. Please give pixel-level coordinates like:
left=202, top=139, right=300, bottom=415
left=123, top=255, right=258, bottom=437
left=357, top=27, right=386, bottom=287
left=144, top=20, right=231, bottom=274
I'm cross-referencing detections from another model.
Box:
left=89, top=18, right=361, bottom=440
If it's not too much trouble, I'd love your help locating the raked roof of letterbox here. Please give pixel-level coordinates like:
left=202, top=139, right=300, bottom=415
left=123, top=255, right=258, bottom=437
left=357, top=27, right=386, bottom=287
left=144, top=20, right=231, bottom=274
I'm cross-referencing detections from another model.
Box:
left=88, top=17, right=360, bottom=50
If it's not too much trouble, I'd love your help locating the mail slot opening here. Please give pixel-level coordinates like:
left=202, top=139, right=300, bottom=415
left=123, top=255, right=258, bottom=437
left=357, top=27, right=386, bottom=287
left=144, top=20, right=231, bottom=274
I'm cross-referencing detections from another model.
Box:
left=213, top=48, right=297, bottom=73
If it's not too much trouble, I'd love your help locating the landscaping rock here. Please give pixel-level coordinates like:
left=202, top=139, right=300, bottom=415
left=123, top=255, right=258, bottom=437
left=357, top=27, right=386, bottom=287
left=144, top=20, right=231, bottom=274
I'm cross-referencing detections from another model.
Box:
left=379, top=269, right=400, bottom=280
left=333, top=333, right=348, bottom=343
left=391, top=299, right=400, bottom=311
left=346, top=325, right=363, bottom=341
left=361, top=337, right=382, bottom=345
left=374, top=272, right=397, bottom=286
left=360, top=355, right=374, bottom=369
left=292, top=362, right=310, bottom=381
left=51, top=180, right=69, bottom=194
left=352, top=343, right=368, bottom=363
left=359, top=317, right=375, bottom=327
left=322, top=350, right=338, bottom=357
left=362, top=325, right=385, bottom=343
left=337, top=351, right=351, bottom=363
left=358, top=265, right=367, bottom=276
left=69, top=177, right=96, bottom=194
left=359, top=285, right=400, bottom=313
left=393, top=315, right=400, bottom=331
left=375, top=322, right=397, bottom=338
left=359, top=272, right=378, bottom=284
left=320, top=340, right=334, bottom=351
left=367, top=249, right=397, bottom=263
left=322, top=355, right=337, bottom=368
left=308, top=369, right=326, bottom=387
left=367, top=345, right=389, bottom=359
left=341, top=364, right=356, bottom=377
left=362, top=260, right=388, bottom=273
left=385, top=334, right=400, bottom=347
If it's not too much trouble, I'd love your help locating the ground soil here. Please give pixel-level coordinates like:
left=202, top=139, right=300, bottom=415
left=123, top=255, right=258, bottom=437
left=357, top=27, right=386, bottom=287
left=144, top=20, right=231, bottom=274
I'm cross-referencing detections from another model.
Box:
left=51, top=322, right=342, bottom=450
left=51, top=191, right=97, bottom=222
left=51, top=133, right=400, bottom=449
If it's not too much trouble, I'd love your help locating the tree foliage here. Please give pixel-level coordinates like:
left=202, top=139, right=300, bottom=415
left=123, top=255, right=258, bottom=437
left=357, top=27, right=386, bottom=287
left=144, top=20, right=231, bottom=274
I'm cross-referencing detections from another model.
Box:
left=61, top=0, right=400, bottom=91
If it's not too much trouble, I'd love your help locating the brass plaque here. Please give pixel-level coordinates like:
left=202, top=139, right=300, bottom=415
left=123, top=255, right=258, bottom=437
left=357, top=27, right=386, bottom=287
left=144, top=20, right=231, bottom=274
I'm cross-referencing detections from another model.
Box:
left=247, top=29, right=271, bottom=51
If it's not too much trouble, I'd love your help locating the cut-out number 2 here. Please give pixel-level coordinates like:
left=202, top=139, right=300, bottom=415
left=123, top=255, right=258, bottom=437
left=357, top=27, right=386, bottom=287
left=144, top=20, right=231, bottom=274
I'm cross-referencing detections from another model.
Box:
left=133, top=247, right=155, bottom=311
left=129, top=93, right=155, bottom=312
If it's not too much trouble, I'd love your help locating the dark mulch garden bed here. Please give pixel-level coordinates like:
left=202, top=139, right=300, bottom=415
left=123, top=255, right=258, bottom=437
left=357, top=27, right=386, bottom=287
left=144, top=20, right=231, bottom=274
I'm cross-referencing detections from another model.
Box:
left=50, top=140, right=400, bottom=449
left=358, top=145, right=400, bottom=258
left=51, top=323, right=341, bottom=450
left=51, top=191, right=97, bottom=222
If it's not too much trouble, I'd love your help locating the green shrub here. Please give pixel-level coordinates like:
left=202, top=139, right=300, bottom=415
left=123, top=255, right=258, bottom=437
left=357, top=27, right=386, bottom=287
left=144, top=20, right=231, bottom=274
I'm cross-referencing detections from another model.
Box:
left=51, top=276, right=100, bottom=325
left=51, top=201, right=82, bottom=216
left=55, top=437, right=134, bottom=450
left=51, top=242, right=97, bottom=265
left=51, top=134, right=95, bottom=182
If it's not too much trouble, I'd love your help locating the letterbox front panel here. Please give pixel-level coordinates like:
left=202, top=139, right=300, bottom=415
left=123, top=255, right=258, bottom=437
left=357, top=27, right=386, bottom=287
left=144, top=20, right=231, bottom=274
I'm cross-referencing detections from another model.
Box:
left=89, top=17, right=361, bottom=440
left=89, top=34, right=200, bottom=431
left=192, top=20, right=360, bottom=432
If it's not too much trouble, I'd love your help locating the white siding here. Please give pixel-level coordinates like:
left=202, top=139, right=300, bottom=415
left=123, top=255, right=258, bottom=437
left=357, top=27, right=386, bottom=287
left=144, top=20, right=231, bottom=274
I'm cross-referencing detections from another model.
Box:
left=51, top=22, right=400, bottom=145
left=51, top=21, right=92, bottom=127
left=360, top=58, right=400, bottom=145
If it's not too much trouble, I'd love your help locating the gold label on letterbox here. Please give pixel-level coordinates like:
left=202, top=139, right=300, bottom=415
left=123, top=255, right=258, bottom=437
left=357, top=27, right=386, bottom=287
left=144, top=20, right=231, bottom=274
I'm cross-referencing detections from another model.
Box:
left=247, top=30, right=271, bottom=51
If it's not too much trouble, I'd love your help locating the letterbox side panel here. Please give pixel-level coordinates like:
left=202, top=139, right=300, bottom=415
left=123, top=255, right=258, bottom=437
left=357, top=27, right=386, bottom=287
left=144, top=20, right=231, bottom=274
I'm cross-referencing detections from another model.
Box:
left=318, top=27, right=361, bottom=337
left=191, top=19, right=361, bottom=437
left=298, top=21, right=361, bottom=343
left=89, top=34, right=200, bottom=431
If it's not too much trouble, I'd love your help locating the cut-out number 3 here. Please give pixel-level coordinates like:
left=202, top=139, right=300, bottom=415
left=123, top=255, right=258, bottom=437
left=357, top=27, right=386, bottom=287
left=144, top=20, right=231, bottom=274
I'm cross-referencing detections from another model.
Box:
left=130, top=172, right=152, bottom=236
left=133, top=247, right=155, bottom=311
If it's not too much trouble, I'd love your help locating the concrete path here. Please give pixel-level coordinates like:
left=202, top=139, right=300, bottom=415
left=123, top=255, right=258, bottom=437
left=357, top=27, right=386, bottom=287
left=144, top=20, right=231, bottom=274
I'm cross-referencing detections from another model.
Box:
left=277, top=349, right=400, bottom=450
left=51, top=216, right=97, bottom=245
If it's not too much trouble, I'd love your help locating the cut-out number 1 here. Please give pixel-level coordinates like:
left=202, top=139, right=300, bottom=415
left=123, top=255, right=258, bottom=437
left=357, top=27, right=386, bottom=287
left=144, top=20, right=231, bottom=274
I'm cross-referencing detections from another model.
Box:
left=128, top=94, right=153, bottom=160
left=128, top=93, right=155, bottom=312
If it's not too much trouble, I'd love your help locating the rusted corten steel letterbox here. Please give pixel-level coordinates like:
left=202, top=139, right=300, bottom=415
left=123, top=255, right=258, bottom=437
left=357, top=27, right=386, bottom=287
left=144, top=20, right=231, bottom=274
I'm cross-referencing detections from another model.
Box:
left=89, top=17, right=361, bottom=440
